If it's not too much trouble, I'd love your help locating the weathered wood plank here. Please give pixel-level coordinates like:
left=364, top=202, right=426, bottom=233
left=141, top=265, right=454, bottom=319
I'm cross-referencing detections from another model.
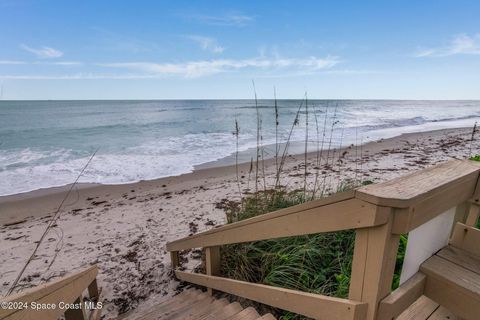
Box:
left=175, top=271, right=367, bottom=320
left=421, top=255, right=480, bottom=320
left=427, top=306, right=459, bottom=320
left=396, top=295, right=438, bottom=320
left=170, top=251, right=180, bottom=269
left=450, top=222, right=480, bottom=256
left=87, top=279, right=99, bottom=301
left=197, top=301, right=243, bottom=320
left=391, top=176, right=476, bottom=234
left=205, top=246, right=221, bottom=295
left=167, top=198, right=384, bottom=251
left=348, top=229, right=368, bottom=301
left=64, top=296, right=86, bottom=320
left=226, top=307, right=259, bottom=320
left=436, top=246, right=480, bottom=275
left=133, top=290, right=204, bottom=320
left=167, top=191, right=355, bottom=251
left=377, top=272, right=426, bottom=320
left=348, top=208, right=399, bottom=320
left=0, top=266, right=97, bottom=320
left=181, top=190, right=353, bottom=236
left=259, top=314, right=277, bottom=320
left=356, top=160, right=480, bottom=208
left=466, top=204, right=480, bottom=226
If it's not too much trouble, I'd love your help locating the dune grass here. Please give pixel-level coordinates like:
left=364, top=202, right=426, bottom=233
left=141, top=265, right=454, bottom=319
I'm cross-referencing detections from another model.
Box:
left=218, top=187, right=406, bottom=319
left=216, top=96, right=409, bottom=319
left=470, top=154, right=480, bottom=162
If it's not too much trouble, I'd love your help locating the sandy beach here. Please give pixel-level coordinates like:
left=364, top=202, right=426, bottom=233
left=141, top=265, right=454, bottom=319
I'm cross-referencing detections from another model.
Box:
left=1, top=127, right=478, bottom=318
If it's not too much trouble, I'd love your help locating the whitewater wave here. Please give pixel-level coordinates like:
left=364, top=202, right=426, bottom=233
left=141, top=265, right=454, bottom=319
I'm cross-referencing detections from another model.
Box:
left=1, top=99, right=479, bottom=196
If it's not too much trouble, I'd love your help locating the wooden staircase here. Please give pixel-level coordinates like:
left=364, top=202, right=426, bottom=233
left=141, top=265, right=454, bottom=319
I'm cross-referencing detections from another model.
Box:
left=166, top=160, right=480, bottom=320
left=390, top=243, right=480, bottom=320
left=420, top=246, right=480, bottom=319
left=122, top=288, right=276, bottom=320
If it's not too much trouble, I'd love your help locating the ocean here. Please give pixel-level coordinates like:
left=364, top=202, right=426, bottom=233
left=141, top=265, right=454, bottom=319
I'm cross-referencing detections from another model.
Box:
left=1, top=100, right=479, bottom=196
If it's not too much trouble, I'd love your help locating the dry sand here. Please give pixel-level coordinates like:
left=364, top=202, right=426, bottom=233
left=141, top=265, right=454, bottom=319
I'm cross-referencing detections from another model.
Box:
left=0, top=127, right=479, bottom=318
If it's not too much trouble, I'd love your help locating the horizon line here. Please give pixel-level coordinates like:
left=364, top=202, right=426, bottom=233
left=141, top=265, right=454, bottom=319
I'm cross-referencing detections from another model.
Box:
left=2, top=98, right=480, bottom=102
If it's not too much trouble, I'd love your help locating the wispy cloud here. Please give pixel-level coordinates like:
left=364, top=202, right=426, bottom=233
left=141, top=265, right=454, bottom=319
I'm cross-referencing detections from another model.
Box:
left=414, top=33, right=480, bottom=57
left=20, top=44, right=63, bottom=58
left=98, top=56, right=340, bottom=78
left=186, top=36, right=225, bottom=53
left=0, top=60, right=26, bottom=65
left=0, top=73, right=155, bottom=80
left=191, top=13, right=254, bottom=27
left=0, top=56, right=341, bottom=80
left=0, top=60, right=81, bottom=66
left=38, top=61, right=82, bottom=66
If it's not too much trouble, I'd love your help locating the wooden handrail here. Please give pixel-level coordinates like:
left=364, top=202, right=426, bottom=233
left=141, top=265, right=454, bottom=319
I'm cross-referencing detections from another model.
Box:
left=168, top=160, right=480, bottom=251
left=167, top=190, right=353, bottom=250
left=166, top=160, right=480, bottom=320
left=175, top=271, right=368, bottom=320
left=0, top=265, right=101, bottom=320
left=167, top=193, right=385, bottom=251
left=356, top=160, right=480, bottom=208
left=357, top=160, right=480, bottom=234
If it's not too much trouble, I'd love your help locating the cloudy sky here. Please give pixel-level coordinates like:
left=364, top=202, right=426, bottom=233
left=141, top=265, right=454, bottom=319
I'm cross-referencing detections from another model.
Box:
left=1, top=0, right=480, bottom=99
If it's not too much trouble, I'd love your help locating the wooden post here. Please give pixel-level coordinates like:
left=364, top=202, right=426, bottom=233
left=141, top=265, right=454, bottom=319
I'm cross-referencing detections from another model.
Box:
left=88, top=278, right=99, bottom=301
left=453, top=202, right=469, bottom=226
left=205, top=246, right=221, bottom=295
left=349, top=207, right=399, bottom=320
left=465, top=203, right=480, bottom=227
left=467, top=174, right=480, bottom=226
left=170, top=251, right=180, bottom=269
left=65, top=296, right=87, bottom=320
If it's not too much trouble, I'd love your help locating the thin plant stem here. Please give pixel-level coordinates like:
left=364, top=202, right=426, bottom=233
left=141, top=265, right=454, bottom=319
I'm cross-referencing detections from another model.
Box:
left=303, top=93, right=309, bottom=198
left=320, top=102, right=338, bottom=197
left=469, top=121, right=477, bottom=157
left=275, top=98, right=305, bottom=190
left=253, top=81, right=260, bottom=207
left=274, top=87, right=279, bottom=174
left=234, top=118, right=242, bottom=202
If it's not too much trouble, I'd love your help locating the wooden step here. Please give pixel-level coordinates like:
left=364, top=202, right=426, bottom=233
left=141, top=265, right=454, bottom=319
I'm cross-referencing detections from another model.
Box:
left=420, top=246, right=480, bottom=320
left=119, top=288, right=200, bottom=320
left=396, top=295, right=460, bottom=320
left=120, top=289, right=276, bottom=320
left=396, top=295, right=438, bottom=320
left=135, top=290, right=209, bottom=320
left=427, top=306, right=459, bottom=320
left=258, top=314, right=276, bottom=320
left=165, top=297, right=228, bottom=319
left=198, top=302, right=244, bottom=320
left=159, top=294, right=215, bottom=319
left=225, top=306, right=260, bottom=320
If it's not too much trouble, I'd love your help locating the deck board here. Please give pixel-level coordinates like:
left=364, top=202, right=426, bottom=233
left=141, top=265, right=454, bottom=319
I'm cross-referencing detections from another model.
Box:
left=396, top=295, right=439, bottom=320
left=419, top=245, right=480, bottom=320
left=427, top=306, right=459, bottom=320
left=436, top=246, right=480, bottom=275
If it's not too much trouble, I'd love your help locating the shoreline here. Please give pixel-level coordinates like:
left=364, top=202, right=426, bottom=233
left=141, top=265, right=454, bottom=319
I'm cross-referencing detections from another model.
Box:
left=0, top=127, right=471, bottom=220
left=1, top=126, right=478, bottom=318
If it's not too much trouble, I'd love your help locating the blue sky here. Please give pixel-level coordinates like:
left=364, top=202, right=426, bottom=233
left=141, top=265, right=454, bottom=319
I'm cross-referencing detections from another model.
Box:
left=1, top=0, right=480, bottom=100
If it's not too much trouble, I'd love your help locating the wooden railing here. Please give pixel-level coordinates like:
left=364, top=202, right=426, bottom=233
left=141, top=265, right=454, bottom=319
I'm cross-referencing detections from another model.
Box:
left=0, top=265, right=101, bottom=320
left=166, top=159, right=480, bottom=320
